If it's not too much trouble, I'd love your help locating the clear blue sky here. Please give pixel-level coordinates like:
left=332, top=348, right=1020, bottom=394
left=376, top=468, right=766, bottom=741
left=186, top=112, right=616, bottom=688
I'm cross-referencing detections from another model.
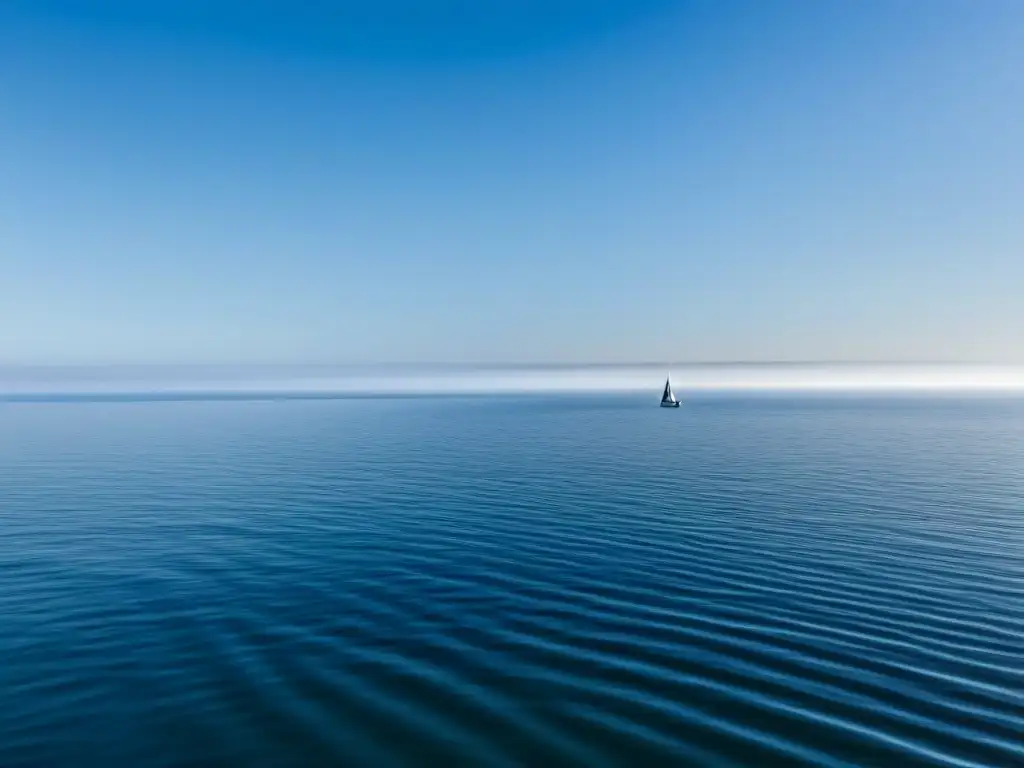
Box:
left=2, top=0, right=1022, bottom=365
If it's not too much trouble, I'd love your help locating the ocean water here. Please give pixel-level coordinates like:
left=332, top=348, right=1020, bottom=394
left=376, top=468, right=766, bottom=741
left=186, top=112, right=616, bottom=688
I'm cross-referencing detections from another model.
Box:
left=1, top=393, right=1022, bottom=767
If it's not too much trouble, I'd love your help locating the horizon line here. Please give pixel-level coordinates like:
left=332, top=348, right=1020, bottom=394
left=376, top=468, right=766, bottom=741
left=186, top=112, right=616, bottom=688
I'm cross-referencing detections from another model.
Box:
left=2, top=360, right=1023, bottom=371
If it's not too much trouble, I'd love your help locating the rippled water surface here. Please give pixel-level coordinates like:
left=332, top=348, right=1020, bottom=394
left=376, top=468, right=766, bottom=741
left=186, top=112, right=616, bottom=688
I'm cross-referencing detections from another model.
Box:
left=2, top=394, right=1022, bottom=767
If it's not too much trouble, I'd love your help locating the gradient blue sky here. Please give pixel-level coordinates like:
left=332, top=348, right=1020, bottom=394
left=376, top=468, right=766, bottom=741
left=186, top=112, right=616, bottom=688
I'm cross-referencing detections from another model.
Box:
left=2, top=0, right=1022, bottom=365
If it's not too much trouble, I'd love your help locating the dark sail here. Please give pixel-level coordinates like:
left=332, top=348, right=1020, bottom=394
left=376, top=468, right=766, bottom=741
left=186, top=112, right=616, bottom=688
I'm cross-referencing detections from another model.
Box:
left=661, top=377, right=677, bottom=405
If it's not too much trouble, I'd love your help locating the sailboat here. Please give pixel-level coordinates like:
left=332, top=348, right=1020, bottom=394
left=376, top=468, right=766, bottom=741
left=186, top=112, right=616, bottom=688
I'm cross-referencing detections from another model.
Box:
left=660, top=375, right=680, bottom=408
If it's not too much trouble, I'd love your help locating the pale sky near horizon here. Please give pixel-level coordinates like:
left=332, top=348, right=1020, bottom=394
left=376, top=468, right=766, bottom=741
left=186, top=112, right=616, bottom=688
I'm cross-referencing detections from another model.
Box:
left=2, top=1, right=1022, bottom=366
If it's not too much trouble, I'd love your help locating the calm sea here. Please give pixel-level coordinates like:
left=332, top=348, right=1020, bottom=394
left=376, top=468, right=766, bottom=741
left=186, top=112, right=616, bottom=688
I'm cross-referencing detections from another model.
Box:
left=1, top=394, right=1022, bottom=767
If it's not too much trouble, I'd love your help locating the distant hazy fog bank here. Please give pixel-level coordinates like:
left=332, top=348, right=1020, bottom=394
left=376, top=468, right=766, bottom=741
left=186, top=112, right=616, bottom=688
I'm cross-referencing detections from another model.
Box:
left=2, top=364, right=1024, bottom=399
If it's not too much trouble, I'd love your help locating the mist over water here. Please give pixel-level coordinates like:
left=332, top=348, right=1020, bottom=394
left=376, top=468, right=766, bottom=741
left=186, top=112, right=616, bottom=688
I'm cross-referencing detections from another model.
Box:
left=3, top=363, right=1024, bottom=399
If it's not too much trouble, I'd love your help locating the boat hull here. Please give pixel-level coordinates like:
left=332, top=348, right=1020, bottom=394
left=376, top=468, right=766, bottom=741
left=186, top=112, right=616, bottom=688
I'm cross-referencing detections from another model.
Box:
left=660, top=401, right=680, bottom=408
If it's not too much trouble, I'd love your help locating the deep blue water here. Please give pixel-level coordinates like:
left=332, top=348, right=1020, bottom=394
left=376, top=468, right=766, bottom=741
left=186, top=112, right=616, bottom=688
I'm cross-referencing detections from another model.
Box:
left=1, top=394, right=1022, bottom=767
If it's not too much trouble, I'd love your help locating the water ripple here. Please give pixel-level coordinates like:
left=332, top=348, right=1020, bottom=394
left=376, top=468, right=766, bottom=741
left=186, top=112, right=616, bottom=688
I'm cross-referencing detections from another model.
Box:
left=1, top=395, right=1022, bottom=766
